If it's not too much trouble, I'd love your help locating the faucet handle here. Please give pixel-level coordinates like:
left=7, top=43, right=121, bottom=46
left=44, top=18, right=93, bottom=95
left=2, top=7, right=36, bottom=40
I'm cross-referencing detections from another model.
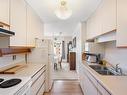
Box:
left=116, top=64, right=120, bottom=67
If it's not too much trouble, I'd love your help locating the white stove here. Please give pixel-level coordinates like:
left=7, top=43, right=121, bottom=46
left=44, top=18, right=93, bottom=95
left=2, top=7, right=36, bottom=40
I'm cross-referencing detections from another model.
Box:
left=0, top=75, right=31, bottom=95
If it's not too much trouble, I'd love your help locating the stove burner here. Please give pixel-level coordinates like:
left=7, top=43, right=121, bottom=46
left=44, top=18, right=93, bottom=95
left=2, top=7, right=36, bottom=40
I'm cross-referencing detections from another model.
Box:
left=0, top=79, right=21, bottom=88
left=0, top=79, right=4, bottom=83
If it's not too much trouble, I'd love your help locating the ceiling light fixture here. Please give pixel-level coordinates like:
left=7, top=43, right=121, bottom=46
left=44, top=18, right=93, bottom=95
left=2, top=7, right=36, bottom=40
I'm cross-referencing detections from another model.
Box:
left=55, top=0, right=72, bottom=20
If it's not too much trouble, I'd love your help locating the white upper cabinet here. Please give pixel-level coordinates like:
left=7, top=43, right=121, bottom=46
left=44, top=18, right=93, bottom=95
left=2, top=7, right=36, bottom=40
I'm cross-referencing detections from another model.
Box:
left=10, top=0, right=27, bottom=46
left=86, top=0, right=117, bottom=40
left=0, top=0, right=10, bottom=24
left=27, top=5, right=36, bottom=47
left=101, top=0, right=117, bottom=34
left=27, top=5, right=43, bottom=47
left=117, top=0, right=127, bottom=47
left=86, top=16, right=95, bottom=39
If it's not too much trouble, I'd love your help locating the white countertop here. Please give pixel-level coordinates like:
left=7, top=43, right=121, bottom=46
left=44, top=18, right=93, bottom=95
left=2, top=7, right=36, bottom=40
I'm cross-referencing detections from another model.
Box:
left=0, top=63, right=46, bottom=95
left=82, top=61, right=127, bottom=95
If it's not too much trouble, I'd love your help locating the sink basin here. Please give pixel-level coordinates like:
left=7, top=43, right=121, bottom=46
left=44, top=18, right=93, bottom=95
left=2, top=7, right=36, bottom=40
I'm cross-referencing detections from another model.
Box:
left=89, top=65, right=116, bottom=75
left=89, top=65, right=108, bottom=71
left=96, top=70, right=115, bottom=75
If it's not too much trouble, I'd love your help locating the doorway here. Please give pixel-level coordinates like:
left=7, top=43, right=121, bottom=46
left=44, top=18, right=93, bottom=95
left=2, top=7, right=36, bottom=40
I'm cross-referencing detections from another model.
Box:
left=53, top=36, right=78, bottom=80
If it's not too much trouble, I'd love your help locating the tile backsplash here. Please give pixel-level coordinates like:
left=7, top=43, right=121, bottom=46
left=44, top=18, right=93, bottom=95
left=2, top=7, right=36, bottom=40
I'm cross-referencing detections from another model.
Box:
left=104, top=41, right=127, bottom=74
left=0, top=54, right=25, bottom=69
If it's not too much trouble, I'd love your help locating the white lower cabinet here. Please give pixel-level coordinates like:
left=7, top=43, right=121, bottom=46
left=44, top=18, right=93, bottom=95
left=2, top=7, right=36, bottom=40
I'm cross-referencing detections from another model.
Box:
left=79, top=65, right=111, bottom=95
left=31, top=66, right=46, bottom=95
left=97, top=83, right=111, bottom=95
left=37, top=83, right=45, bottom=95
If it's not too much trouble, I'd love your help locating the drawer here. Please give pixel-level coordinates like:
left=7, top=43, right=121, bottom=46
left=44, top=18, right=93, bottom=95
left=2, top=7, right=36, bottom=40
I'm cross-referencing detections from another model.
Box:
left=31, top=66, right=46, bottom=84
left=31, top=71, right=45, bottom=95
left=97, top=83, right=111, bottom=95
left=37, top=82, right=45, bottom=95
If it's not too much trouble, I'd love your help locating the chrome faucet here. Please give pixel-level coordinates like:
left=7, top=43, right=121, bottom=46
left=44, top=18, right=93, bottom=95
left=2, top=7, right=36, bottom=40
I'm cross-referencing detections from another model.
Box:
left=115, top=64, right=123, bottom=75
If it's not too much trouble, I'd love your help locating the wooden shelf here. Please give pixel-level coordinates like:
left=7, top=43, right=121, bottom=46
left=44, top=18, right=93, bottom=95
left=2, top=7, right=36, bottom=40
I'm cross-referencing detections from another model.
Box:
left=0, top=21, right=10, bottom=27
left=0, top=47, right=31, bottom=57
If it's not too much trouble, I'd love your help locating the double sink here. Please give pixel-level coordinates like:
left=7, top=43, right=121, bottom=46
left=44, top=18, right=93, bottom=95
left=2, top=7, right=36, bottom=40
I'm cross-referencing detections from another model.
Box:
left=89, top=65, right=122, bottom=76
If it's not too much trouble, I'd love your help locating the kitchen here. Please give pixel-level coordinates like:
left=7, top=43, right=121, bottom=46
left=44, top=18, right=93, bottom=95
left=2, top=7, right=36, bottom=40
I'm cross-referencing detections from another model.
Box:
left=0, top=0, right=127, bottom=95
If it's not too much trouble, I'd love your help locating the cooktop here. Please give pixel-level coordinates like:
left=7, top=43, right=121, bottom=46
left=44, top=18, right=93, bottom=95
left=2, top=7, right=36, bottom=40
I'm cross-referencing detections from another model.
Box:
left=0, top=78, right=4, bottom=83
left=0, top=79, right=21, bottom=88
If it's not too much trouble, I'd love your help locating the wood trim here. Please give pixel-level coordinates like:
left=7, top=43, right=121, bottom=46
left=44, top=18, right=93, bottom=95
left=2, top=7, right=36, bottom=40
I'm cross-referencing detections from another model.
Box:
left=0, top=47, right=31, bottom=57
left=9, top=46, right=35, bottom=48
left=0, top=21, right=10, bottom=27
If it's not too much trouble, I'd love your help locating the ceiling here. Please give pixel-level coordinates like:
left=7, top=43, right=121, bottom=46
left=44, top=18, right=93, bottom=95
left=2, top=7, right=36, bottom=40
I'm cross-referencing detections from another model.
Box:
left=26, top=0, right=102, bottom=36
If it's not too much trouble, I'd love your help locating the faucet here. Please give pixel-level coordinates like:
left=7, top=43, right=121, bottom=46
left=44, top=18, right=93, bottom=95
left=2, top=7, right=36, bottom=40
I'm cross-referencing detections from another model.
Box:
left=115, top=64, right=123, bottom=75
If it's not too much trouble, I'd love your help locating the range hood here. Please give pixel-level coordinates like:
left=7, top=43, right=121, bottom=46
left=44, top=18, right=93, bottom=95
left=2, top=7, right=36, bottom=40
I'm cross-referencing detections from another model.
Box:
left=0, top=28, right=15, bottom=36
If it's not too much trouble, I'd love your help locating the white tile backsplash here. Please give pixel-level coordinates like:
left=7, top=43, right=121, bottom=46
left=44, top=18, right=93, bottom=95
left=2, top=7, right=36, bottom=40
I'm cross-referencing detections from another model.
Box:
left=0, top=54, right=25, bottom=69
left=104, top=41, right=127, bottom=74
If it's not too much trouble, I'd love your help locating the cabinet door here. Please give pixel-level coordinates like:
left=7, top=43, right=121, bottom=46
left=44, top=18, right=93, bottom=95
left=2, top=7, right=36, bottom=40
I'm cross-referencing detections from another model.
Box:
left=97, top=83, right=111, bottom=95
left=86, top=10, right=102, bottom=39
left=82, top=69, right=98, bottom=95
left=102, top=0, right=116, bottom=34
left=0, top=0, right=10, bottom=24
left=10, top=0, right=27, bottom=46
left=26, top=5, right=43, bottom=47
left=117, top=0, right=127, bottom=47
left=79, top=66, right=85, bottom=94
left=86, top=16, right=96, bottom=39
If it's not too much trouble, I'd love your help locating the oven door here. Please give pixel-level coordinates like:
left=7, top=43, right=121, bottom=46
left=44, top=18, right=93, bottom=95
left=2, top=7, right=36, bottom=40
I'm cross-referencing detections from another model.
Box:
left=15, top=81, right=32, bottom=95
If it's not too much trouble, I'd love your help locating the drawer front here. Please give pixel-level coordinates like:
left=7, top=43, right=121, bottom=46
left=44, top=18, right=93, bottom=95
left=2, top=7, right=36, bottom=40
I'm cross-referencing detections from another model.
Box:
left=31, top=66, right=46, bottom=84
left=97, top=83, right=111, bottom=95
left=31, top=71, right=45, bottom=95
left=37, top=82, right=45, bottom=95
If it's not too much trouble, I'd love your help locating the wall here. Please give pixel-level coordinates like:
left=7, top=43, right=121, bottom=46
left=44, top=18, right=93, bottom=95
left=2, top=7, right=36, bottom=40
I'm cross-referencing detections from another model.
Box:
left=44, top=22, right=78, bottom=37
left=72, top=22, right=85, bottom=72
left=104, top=41, right=127, bottom=74
left=63, top=36, right=72, bottom=62
left=0, top=54, right=25, bottom=70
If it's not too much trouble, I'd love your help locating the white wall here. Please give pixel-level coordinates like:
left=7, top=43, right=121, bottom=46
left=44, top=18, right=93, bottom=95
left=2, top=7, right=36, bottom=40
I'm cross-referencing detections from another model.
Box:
left=104, top=41, right=127, bottom=74
left=44, top=22, right=78, bottom=37
left=72, top=23, right=84, bottom=72
left=0, top=54, right=25, bottom=71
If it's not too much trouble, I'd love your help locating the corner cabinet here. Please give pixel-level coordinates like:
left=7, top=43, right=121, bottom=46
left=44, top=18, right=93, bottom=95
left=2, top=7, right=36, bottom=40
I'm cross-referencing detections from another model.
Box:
left=0, top=0, right=10, bottom=24
left=10, top=0, right=27, bottom=46
left=117, top=0, right=127, bottom=47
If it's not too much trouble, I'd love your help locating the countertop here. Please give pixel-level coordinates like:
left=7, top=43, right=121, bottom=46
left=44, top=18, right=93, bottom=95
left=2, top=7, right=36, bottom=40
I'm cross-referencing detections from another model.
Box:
left=82, top=61, right=127, bottom=95
left=0, top=62, right=46, bottom=95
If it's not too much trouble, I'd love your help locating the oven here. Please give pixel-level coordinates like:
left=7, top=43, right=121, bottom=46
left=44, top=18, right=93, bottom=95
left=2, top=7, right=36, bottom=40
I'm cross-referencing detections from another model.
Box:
left=14, top=80, right=32, bottom=95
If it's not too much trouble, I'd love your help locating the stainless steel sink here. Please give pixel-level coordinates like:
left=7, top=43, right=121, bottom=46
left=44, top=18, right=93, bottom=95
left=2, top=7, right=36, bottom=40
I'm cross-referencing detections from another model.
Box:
left=95, top=70, right=115, bottom=75
left=89, top=65, right=108, bottom=71
left=89, top=65, right=118, bottom=76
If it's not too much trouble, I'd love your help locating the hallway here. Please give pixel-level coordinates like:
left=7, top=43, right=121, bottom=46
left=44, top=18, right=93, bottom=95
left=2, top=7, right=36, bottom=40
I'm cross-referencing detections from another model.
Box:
left=44, top=80, right=83, bottom=95
left=53, top=62, right=78, bottom=80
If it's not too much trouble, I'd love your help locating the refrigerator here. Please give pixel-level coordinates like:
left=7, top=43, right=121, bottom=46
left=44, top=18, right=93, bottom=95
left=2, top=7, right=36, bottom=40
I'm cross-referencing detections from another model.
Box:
left=28, top=38, right=53, bottom=92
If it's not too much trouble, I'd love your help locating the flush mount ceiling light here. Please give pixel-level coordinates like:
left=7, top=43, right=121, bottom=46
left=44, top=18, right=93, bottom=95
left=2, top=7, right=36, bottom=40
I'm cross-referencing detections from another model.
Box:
left=55, top=0, right=72, bottom=20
